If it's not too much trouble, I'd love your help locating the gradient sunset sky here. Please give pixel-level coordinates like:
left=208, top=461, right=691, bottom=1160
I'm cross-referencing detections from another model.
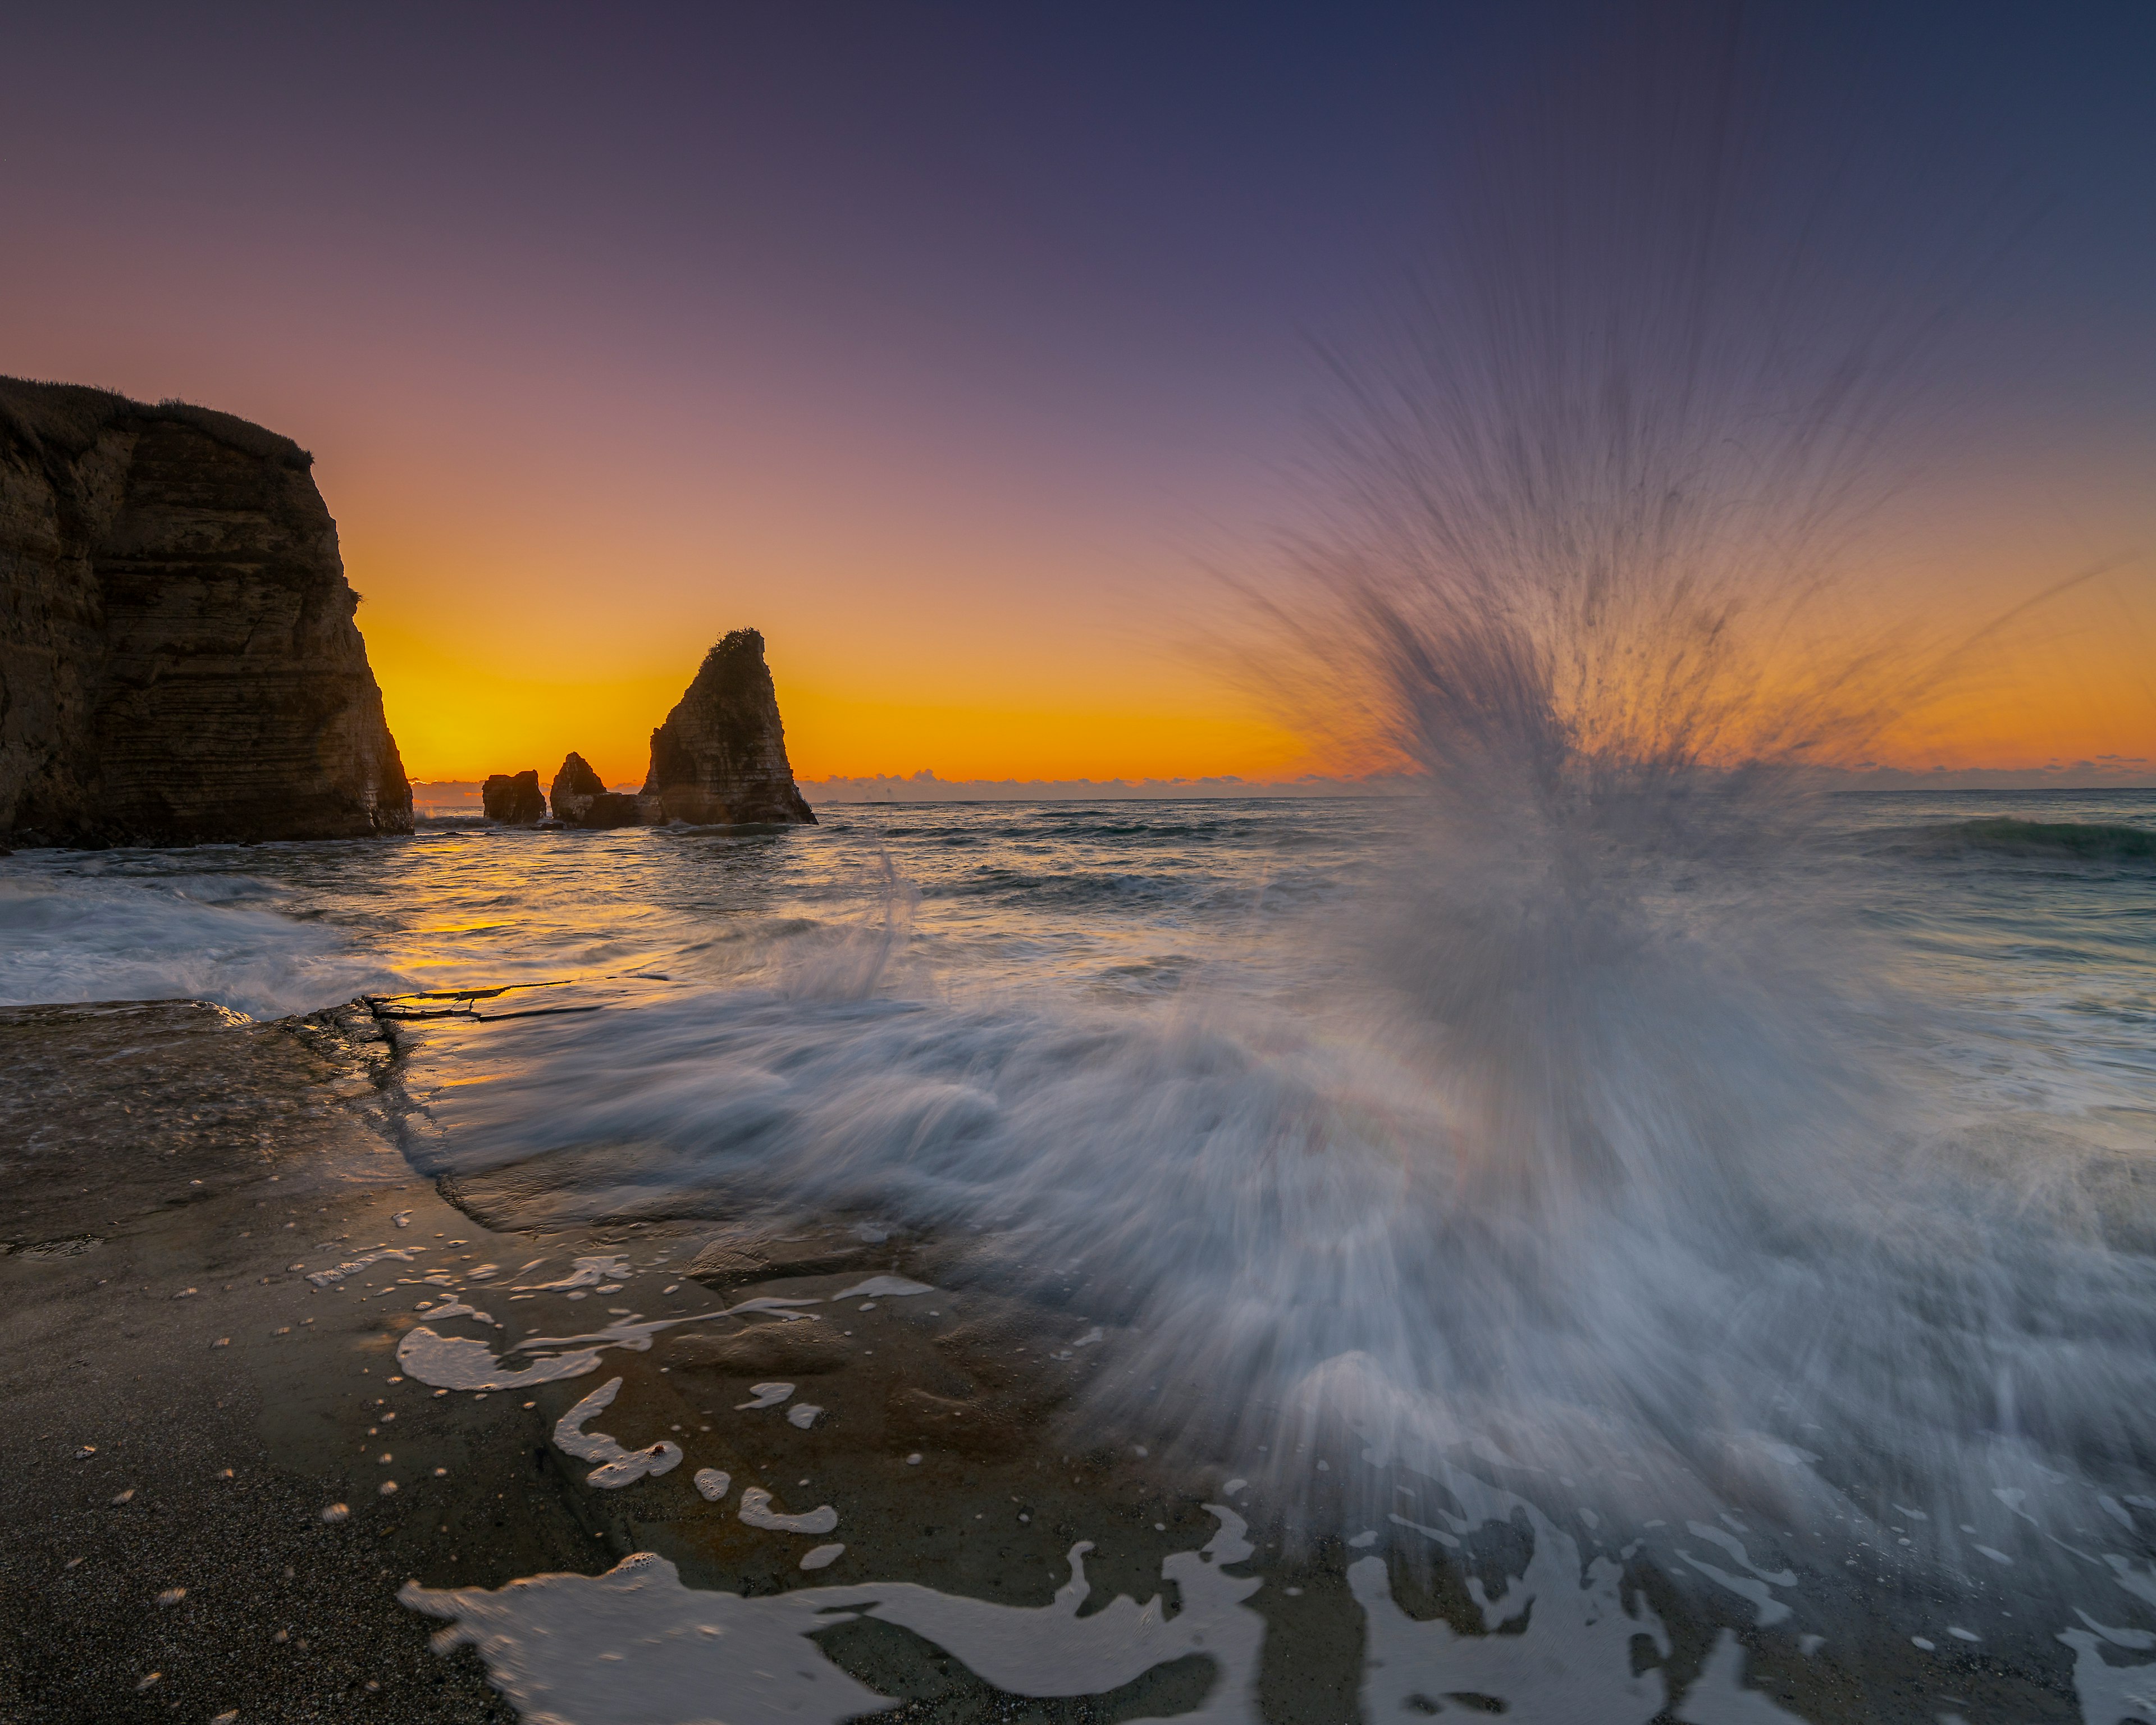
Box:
left=4, top=3, right=2151, bottom=786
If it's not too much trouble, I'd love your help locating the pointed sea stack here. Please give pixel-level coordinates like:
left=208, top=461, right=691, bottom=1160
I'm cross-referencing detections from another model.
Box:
left=481, top=770, right=545, bottom=823
left=548, top=752, right=605, bottom=823
left=0, top=377, right=412, bottom=845
left=549, top=751, right=645, bottom=828
left=643, top=629, right=815, bottom=825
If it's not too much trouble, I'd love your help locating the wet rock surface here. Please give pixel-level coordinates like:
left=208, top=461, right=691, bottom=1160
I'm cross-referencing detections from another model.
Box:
left=481, top=770, right=546, bottom=824
left=0, top=997, right=2118, bottom=1725
left=547, top=751, right=605, bottom=823
left=0, top=377, right=412, bottom=846
left=643, top=628, right=815, bottom=825
left=549, top=752, right=648, bottom=828
left=571, top=790, right=646, bottom=829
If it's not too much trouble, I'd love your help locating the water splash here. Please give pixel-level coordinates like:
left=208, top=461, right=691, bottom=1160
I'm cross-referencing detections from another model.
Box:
left=393, top=8, right=2156, bottom=1635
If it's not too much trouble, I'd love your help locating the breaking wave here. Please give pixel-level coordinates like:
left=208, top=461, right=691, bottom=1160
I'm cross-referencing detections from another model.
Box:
left=401, top=9, right=2156, bottom=1616
left=1917, top=817, right=2156, bottom=864
left=0, top=868, right=399, bottom=1020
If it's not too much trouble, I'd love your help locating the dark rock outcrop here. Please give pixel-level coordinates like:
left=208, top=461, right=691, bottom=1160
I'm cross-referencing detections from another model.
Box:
left=575, top=791, right=647, bottom=829
left=547, top=751, right=605, bottom=823
left=0, top=378, right=411, bottom=845
left=548, top=751, right=647, bottom=828
left=481, top=770, right=545, bottom=823
left=643, top=629, right=815, bottom=825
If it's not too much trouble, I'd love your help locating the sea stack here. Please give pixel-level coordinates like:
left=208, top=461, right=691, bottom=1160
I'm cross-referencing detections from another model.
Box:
left=0, top=377, right=412, bottom=846
left=481, top=770, right=546, bottom=823
left=549, top=751, right=643, bottom=828
left=548, top=751, right=604, bottom=822
left=644, top=629, right=815, bottom=825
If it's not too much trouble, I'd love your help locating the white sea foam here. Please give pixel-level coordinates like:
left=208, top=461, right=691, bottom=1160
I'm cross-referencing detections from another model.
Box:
left=0, top=869, right=401, bottom=1020
left=396, top=1298, right=821, bottom=1391
left=553, top=1378, right=682, bottom=1489
left=832, top=1276, right=933, bottom=1300
left=516, top=1256, right=632, bottom=1293
left=400, top=1552, right=897, bottom=1725
left=1355, top=1498, right=1668, bottom=1723
left=737, top=1487, right=836, bottom=1535
left=397, top=1326, right=609, bottom=1392
left=308, top=1249, right=420, bottom=1288
left=1676, top=1525, right=1797, bottom=1628
left=2059, top=1630, right=2156, bottom=1725
left=737, top=1382, right=794, bottom=1410
left=401, top=1509, right=1262, bottom=1724
left=692, top=1468, right=731, bottom=1502
left=1673, top=1631, right=1804, bottom=1724
left=419, top=1299, right=496, bottom=1326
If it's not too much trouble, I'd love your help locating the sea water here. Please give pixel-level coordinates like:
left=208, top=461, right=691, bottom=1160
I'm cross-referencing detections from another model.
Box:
left=4, top=794, right=2155, bottom=1718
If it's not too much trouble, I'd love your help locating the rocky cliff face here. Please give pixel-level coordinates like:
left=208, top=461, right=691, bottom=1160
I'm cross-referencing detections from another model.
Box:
left=643, top=629, right=815, bottom=825
left=0, top=378, right=411, bottom=846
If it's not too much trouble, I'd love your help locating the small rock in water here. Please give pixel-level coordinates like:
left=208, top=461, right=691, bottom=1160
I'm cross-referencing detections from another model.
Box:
left=380, top=1480, right=399, bottom=1495
left=321, top=1503, right=350, bottom=1523
left=156, top=1588, right=186, bottom=1607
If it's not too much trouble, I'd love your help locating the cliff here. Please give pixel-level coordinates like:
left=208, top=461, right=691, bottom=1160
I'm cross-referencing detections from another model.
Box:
left=0, top=377, right=411, bottom=846
left=643, top=629, right=815, bottom=825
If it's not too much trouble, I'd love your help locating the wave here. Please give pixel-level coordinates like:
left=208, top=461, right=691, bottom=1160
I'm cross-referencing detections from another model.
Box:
left=402, top=6, right=2154, bottom=1627
left=1916, top=818, right=2156, bottom=863
left=0, top=869, right=400, bottom=1020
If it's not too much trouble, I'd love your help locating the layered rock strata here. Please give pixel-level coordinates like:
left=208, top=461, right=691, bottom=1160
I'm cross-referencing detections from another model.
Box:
left=481, top=770, right=545, bottom=823
left=643, top=629, right=815, bottom=825
left=0, top=378, right=411, bottom=845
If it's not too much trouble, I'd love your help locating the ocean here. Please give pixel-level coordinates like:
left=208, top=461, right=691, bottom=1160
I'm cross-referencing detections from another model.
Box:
left=4, top=790, right=2154, bottom=1721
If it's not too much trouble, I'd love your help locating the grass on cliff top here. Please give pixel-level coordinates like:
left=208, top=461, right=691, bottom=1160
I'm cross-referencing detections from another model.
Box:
left=0, top=375, right=312, bottom=470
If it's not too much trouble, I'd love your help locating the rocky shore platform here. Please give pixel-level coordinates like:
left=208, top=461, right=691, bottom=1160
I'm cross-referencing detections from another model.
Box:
left=0, top=998, right=2101, bottom=1724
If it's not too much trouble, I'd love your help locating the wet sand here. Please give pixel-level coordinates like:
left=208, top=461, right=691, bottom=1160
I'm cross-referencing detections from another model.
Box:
left=0, top=999, right=2103, bottom=1724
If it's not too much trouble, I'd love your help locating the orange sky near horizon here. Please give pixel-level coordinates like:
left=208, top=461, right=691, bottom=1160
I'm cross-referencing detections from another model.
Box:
left=3, top=8, right=2150, bottom=792
left=342, top=430, right=2155, bottom=789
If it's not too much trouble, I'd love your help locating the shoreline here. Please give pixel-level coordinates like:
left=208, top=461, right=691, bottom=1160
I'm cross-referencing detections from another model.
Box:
left=0, top=997, right=2112, bottom=1723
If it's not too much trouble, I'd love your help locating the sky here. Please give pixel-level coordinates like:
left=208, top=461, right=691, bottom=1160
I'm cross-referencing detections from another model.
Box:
left=3, top=2, right=2152, bottom=787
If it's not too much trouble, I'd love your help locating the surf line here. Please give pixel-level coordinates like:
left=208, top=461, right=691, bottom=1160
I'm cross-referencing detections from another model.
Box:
left=396, top=1294, right=823, bottom=1391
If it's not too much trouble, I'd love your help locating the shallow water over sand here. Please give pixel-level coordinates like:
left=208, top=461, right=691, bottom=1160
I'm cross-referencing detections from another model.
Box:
left=4, top=791, right=2155, bottom=1722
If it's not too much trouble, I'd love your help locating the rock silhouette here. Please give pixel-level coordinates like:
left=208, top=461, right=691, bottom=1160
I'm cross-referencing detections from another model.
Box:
left=548, top=752, right=605, bottom=822
left=549, top=752, right=646, bottom=828
left=643, top=629, right=814, bottom=825
left=481, top=770, right=546, bottom=823
left=0, top=377, right=411, bottom=846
